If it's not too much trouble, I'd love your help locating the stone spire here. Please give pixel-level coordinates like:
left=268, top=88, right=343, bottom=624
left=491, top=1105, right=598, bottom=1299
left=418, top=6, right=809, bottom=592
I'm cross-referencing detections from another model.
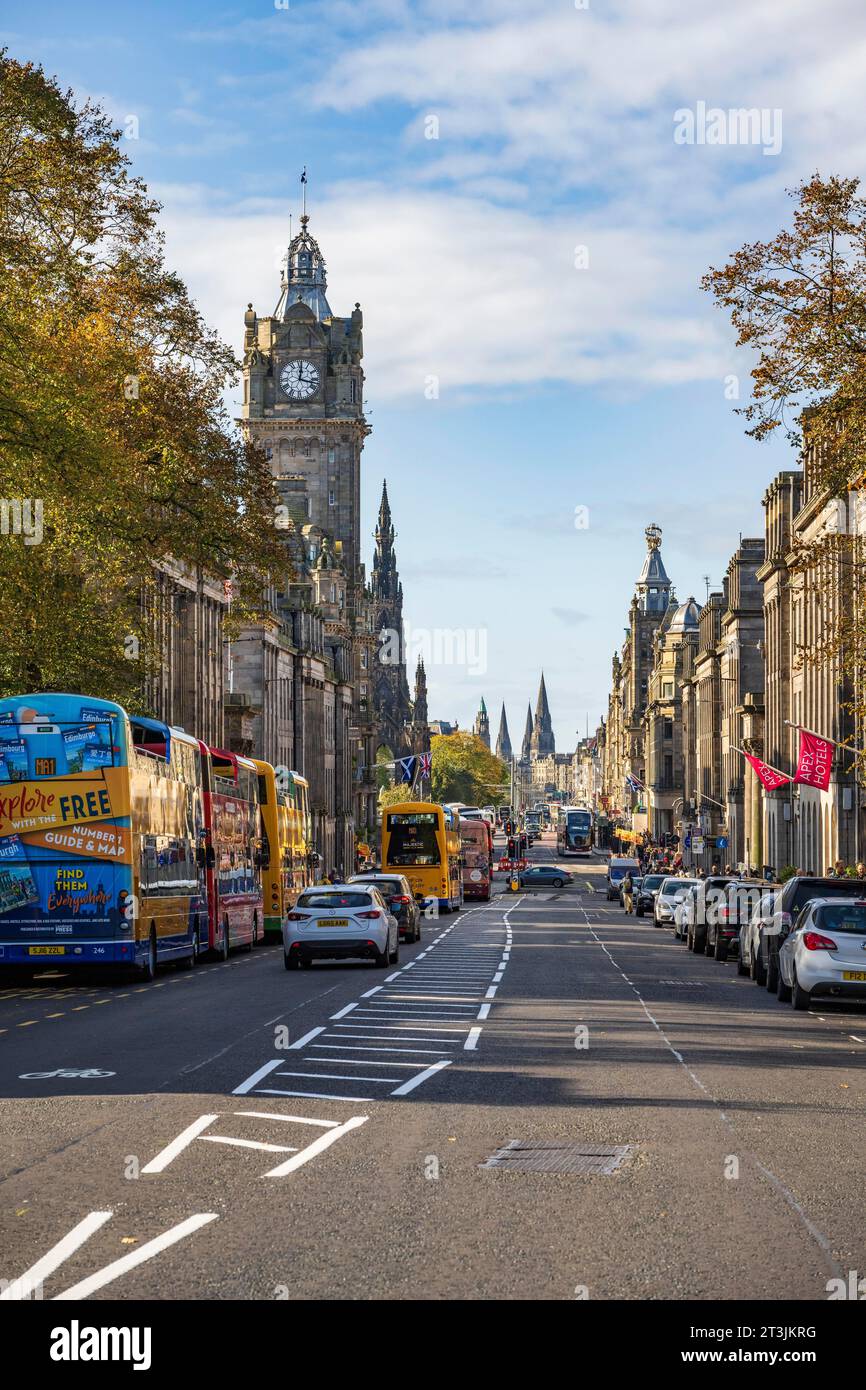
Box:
left=274, top=206, right=332, bottom=321
left=635, top=522, right=672, bottom=615
left=371, top=479, right=398, bottom=606
left=474, top=696, right=490, bottom=750
left=531, top=673, right=555, bottom=756
left=495, top=703, right=512, bottom=761
left=521, top=702, right=533, bottom=761
left=413, top=656, right=428, bottom=729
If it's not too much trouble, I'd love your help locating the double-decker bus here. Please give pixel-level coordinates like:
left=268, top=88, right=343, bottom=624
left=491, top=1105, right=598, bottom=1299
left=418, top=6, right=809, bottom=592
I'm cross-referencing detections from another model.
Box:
left=382, top=801, right=463, bottom=911
left=201, top=746, right=264, bottom=955
left=460, top=817, right=491, bottom=901
left=0, top=695, right=206, bottom=980
left=557, top=805, right=594, bottom=856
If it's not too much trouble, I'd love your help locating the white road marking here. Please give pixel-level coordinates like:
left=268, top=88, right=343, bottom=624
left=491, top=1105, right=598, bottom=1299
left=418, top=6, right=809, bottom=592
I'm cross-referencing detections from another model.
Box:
left=477, top=1003, right=491, bottom=1019
left=263, top=1115, right=368, bottom=1174
left=361, top=985, right=384, bottom=998
left=235, top=1110, right=339, bottom=1128
left=330, top=1001, right=359, bottom=1019
left=0, top=1210, right=113, bottom=1301
left=390, top=1059, right=452, bottom=1095
left=289, top=1026, right=326, bottom=1050
left=464, top=1027, right=482, bottom=1050
left=53, top=1214, right=218, bottom=1301
left=485, top=985, right=498, bottom=999
left=232, top=1059, right=282, bottom=1095
left=200, top=1136, right=298, bottom=1154
left=315, top=1043, right=452, bottom=1054
left=142, top=1115, right=221, bottom=1173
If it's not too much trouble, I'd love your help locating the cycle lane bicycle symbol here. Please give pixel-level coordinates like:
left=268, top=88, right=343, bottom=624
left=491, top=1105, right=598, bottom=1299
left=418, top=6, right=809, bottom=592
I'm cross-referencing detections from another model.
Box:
left=18, top=1069, right=116, bottom=1080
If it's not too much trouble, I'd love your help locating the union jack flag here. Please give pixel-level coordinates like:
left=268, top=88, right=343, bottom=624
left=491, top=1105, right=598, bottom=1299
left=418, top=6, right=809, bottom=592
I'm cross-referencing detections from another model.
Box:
left=419, top=752, right=432, bottom=778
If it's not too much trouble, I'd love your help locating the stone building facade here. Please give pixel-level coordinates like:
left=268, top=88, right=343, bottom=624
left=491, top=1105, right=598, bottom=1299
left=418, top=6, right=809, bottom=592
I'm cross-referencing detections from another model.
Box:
left=145, top=562, right=226, bottom=748
left=644, top=597, right=700, bottom=839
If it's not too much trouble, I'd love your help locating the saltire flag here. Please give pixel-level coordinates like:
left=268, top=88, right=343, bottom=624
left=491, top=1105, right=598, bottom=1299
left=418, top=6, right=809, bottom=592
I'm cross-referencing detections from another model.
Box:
left=398, top=755, right=417, bottom=784
left=625, top=772, right=644, bottom=793
left=743, top=753, right=791, bottom=791
left=794, top=729, right=833, bottom=791
left=418, top=752, right=432, bottom=778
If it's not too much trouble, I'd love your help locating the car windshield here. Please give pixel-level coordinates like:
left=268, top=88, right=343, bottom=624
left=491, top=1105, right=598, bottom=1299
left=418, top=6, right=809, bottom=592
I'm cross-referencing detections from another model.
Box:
left=642, top=875, right=664, bottom=890
left=297, top=891, right=373, bottom=909
left=816, top=904, right=866, bottom=933
left=352, top=879, right=400, bottom=897
left=791, top=879, right=865, bottom=910
left=660, top=878, right=699, bottom=897
left=609, top=865, right=637, bottom=880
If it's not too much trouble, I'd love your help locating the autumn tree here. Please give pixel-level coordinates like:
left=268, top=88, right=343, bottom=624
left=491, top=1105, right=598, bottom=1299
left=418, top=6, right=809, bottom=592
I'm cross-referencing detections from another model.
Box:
left=431, top=732, right=509, bottom=806
left=0, top=54, right=285, bottom=704
left=702, top=174, right=866, bottom=753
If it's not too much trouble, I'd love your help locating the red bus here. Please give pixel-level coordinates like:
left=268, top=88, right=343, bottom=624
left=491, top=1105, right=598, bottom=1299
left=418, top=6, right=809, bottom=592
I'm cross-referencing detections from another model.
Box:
left=199, top=745, right=264, bottom=956
left=460, top=818, right=491, bottom=901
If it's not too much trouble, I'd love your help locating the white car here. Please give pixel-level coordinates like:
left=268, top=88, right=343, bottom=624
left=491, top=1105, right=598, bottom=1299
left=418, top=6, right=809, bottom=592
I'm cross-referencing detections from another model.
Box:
left=654, top=877, right=700, bottom=930
left=777, top=896, right=866, bottom=1010
left=283, top=885, right=399, bottom=971
left=737, top=890, right=778, bottom=980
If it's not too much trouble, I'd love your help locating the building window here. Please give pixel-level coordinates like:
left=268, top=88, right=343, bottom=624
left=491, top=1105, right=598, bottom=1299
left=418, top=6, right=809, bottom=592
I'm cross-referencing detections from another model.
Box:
left=663, top=681, right=674, bottom=699
left=328, top=448, right=336, bottom=465
left=328, top=489, right=336, bottom=506
left=361, top=650, right=368, bottom=669
left=350, top=378, right=357, bottom=404
left=663, top=718, right=673, bottom=740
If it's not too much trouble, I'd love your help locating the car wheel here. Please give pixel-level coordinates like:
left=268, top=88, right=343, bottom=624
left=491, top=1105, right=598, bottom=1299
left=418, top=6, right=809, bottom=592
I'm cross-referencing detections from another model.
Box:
left=636, top=906, right=644, bottom=917
left=766, top=952, right=779, bottom=992
left=792, top=971, right=810, bottom=1011
left=389, top=940, right=399, bottom=965
left=284, top=949, right=299, bottom=971
left=736, top=947, right=748, bottom=976
left=375, top=943, right=390, bottom=968
left=752, top=946, right=766, bottom=986
left=553, top=878, right=564, bottom=889
left=300, top=958, right=314, bottom=970
left=776, top=965, right=792, bottom=1003
left=713, top=934, right=728, bottom=962
left=703, top=931, right=714, bottom=957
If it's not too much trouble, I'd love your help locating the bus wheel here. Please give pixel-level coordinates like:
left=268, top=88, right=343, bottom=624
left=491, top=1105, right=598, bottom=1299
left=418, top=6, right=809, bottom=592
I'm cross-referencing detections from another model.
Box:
left=140, top=929, right=157, bottom=982
left=180, top=927, right=197, bottom=970
left=220, top=921, right=230, bottom=962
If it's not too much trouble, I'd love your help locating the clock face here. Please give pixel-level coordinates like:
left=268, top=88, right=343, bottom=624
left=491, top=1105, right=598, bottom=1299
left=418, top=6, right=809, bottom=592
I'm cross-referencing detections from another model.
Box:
left=280, top=359, right=320, bottom=400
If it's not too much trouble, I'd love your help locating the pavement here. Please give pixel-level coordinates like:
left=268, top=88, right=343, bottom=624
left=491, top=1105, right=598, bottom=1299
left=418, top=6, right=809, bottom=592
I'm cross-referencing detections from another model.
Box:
left=1, top=831, right=865, bottom=1301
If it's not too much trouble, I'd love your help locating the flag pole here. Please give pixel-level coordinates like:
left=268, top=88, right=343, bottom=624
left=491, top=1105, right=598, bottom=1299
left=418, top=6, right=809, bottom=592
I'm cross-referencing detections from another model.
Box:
left=782, top=719, right=841, bottom=747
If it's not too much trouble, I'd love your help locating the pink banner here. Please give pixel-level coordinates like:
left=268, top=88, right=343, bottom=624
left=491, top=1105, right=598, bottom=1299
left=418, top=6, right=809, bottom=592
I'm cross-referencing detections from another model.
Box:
left=794, top=729, right=833, bottom=791
left=744, top=753, right=791, bottom=791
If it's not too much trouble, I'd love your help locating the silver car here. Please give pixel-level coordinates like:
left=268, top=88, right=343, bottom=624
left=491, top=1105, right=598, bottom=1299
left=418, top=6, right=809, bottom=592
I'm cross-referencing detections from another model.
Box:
left=778, top=897, right=866, bottom=1010
left=283, top=885, right=399, bottom=970
left=654, top=877, right=700, bottom=930
left=737, top=890, right=777, bottom=981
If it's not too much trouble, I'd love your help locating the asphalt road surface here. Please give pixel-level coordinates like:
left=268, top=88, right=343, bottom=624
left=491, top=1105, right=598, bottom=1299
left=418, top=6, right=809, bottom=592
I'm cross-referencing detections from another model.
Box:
left=2, top=831, right=865, bottom=1301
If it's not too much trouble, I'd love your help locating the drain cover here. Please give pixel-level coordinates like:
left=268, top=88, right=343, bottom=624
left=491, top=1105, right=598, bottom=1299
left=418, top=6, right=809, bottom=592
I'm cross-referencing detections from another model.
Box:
left=480, top=1141, right=636, bottom=1175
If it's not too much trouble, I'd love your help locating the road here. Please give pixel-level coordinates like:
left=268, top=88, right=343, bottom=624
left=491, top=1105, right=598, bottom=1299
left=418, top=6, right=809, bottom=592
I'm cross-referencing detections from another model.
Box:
left=2, top=831, right=865, bottom=1301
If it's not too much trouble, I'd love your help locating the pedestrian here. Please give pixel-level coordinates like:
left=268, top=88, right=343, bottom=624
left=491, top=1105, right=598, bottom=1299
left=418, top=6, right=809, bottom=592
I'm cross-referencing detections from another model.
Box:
left=622, top=869, right=635, bottom=915
left=724, top=863, right=732, bottom=874
left=710, top=861, right=720, bottom=875
left=857, top=862, right=866, bottom=879
left=831, top=858, right=846, bottom=877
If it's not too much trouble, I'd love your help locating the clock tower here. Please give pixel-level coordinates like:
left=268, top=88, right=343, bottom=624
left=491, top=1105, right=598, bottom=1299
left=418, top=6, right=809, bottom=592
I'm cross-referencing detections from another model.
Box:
left=240, top=211, right=368, bottom=588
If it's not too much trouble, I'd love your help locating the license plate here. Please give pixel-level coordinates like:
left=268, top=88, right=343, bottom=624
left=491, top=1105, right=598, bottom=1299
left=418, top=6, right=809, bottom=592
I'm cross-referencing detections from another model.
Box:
left=28, top=946, right=65, bottom=956
left=842, top=971, right=866, bottom=982
left=318, top=918, right=349, bottom=928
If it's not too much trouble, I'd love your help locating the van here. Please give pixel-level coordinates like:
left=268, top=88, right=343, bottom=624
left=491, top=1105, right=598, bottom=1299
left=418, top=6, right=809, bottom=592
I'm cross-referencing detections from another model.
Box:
left=607, top=856, right=640, bottom=901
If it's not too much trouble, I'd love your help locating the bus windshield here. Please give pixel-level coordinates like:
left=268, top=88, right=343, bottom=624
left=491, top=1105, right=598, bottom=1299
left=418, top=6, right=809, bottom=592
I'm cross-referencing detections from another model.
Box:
left=385, top=811, right=441, bottom=866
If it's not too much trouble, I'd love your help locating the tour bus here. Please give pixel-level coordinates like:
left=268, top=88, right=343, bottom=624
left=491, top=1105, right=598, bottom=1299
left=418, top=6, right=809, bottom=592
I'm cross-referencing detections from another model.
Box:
left=557, top=805, right=594, bottom=856
left=498, top=805, right=511, bottom=827
left=200, top=745, right=264, bottom=955
left=460, top=817, right=491, bottom=901
left=381, top=801, right=463, bottom=911
left=0, top=694, right=206, bottom=979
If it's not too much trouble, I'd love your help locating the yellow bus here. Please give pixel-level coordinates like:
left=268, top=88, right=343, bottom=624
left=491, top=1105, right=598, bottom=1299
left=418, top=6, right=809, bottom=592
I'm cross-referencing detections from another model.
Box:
left=381, top=801, right=463, bottom=912
left=254, top=763, right=315, bottom=939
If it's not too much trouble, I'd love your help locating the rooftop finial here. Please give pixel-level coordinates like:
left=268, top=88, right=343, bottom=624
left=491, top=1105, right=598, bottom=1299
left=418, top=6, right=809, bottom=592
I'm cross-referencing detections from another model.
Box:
left=645, top=522, right=662, bottom=551
left=300, top=166, right=308, bottom=226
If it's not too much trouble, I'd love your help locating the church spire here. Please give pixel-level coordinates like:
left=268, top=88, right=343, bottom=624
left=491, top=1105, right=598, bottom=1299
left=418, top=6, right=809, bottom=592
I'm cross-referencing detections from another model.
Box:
left=495, top=703, right=512, bottom=761
left=474, top=696, right=490, bottom=750
left=531, top=672, right=555, bottom=756
left=521, top=702, right=533, bottom=761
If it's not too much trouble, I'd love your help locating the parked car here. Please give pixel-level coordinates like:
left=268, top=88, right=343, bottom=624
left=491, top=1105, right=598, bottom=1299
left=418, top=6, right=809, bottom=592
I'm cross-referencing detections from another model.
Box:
left=737, top=890, right=778, bottom=980
left=673, top=884, right=700, bottom=940
left=348, top=872, right=421, bottom=942
left=607, top=857, right=640, bottom=901
left=777, top=897, right=866, bottom=1009
left=760, top=876, right=866, bottom=993
left=519, top=864, right=573, bottom=889
left=704, top=880, right=771, bottom=961
left=686, top=876, right=740, bottom=954
left=654, top=876, right=700, bottom=928
left=635, top=873, right=665, bottom=917
left=283, top=884, right=399, bottom=970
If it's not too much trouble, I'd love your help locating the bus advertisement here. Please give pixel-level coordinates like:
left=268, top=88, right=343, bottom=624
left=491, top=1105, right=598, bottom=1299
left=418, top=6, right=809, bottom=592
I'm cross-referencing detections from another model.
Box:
left=203, top=748, right=264, bottom=956
left=254, top=762, right=314, bottom=939
left=0, top=695, right=205, bottom=978
left=557, top=806, right=594, bottom=856
left=460, top=818, right=491, bottom=901
left=382, top=802, right=463, bottom=911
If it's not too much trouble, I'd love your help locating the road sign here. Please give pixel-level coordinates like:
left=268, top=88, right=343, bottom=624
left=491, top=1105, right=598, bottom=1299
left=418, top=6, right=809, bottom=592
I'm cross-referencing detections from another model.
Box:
left=716, top=836, right=728, bottom=850
left=691, top=836, right=705, bottom=854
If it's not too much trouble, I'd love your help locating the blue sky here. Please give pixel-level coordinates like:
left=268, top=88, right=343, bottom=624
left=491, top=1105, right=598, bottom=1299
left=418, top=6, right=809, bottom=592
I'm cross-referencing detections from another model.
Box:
left=8, top=0, right=866, bottom=748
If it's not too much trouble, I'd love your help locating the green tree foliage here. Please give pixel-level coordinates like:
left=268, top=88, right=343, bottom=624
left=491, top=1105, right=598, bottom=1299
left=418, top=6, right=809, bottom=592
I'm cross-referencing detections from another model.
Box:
left=430, top=732, right=509, bottom=805
left=0, top=54, right=285, bottom=703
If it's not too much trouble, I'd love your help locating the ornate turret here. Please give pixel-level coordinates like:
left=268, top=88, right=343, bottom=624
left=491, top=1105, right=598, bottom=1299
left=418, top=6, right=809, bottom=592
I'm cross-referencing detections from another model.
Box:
left=474, top=696, right=490, bottom=750
left=495, top=703, right=512, bottom=761
left=635, top=523, right=672, bottom=614
left=275, top=210, right=332, bottom=321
